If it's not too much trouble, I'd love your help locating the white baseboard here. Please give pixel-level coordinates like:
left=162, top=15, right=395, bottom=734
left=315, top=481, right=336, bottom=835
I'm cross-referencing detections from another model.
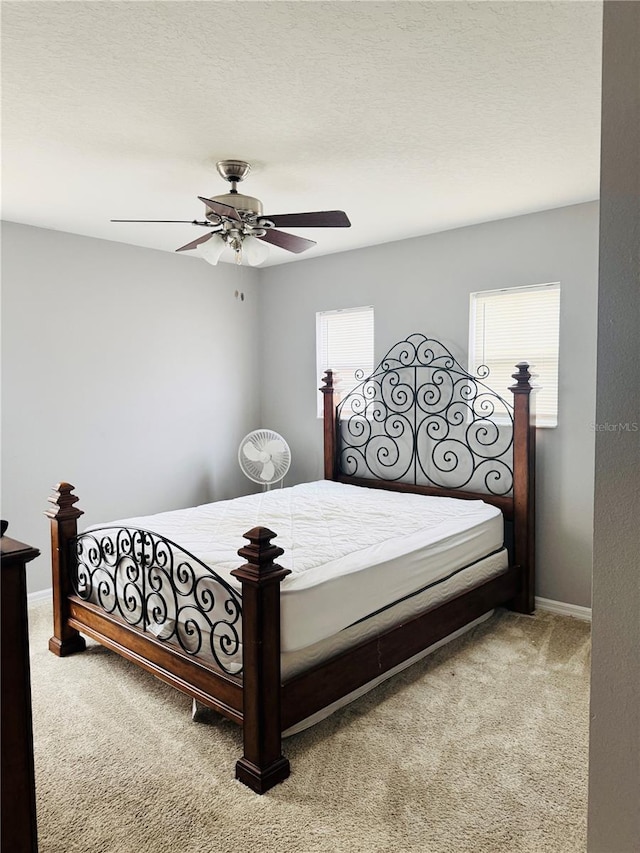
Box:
left=535, top=596, right=592, bottom=622
left=28, top=587, right=52, bottom=604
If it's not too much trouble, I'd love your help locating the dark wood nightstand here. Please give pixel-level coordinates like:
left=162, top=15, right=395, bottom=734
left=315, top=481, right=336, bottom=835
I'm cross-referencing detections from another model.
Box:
left=1, top=522, right=40, bottom=853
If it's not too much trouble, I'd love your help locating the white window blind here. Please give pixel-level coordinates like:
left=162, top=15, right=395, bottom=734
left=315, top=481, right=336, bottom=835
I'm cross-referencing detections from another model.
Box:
left=469, top=283, right=560, bottom=427
left=316, top=306, right=374, bottom=417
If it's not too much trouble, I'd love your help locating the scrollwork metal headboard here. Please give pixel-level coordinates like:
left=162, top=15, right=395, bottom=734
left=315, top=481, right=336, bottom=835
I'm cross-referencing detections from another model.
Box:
left=334, top=333, right=515, bottom=497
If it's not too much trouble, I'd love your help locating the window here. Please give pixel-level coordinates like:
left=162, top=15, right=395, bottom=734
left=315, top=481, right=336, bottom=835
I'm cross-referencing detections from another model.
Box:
left=469, top=283, right=560, bottom=427
left=316, top=306, right=374, bottom=417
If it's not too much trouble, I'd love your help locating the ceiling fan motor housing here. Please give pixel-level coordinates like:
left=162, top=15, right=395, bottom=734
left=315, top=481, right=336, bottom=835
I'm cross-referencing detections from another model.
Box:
left=205, top=191, right=263, bottom=219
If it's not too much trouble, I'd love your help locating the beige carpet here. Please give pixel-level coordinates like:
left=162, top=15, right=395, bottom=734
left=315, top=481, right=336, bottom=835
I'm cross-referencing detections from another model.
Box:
left=28, top=603, right=590, bottom=853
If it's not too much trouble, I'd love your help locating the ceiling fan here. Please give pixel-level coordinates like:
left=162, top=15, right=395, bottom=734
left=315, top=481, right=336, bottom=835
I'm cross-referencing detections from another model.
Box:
left=111, top=160, right=351, bottom=266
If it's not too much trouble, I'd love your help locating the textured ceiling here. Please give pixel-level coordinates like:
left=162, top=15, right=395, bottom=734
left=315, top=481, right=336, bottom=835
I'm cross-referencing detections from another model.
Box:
left=2, top=1, right=603, bottom=266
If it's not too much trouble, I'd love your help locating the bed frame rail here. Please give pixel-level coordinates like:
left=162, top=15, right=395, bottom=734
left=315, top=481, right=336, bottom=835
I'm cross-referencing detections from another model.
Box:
left=66, top=595, right=243, bottom=723
left=282, top=565, right=520, bottom=730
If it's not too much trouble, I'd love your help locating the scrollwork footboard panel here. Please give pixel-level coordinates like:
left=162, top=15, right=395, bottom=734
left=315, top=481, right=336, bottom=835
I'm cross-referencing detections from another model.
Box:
left=72, top=527, right=243, bottom=675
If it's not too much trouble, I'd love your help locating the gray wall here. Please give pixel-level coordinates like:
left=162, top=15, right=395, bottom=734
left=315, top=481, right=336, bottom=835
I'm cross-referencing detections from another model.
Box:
left=3, top=203, right=599, bottom=607
left=1, top=222, right=261, bottom=592
left=588, top=1, right=640, bottom=849
left=258, top=202, right=599, bottom=607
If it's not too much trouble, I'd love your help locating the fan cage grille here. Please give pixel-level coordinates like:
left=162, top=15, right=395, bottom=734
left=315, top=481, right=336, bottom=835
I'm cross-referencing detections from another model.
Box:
left=238, top=430, right=291, bottom=485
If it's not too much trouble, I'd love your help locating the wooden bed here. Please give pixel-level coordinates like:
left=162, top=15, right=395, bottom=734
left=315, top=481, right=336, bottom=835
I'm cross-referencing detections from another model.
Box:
left=47, top=333, right=535, bottom=794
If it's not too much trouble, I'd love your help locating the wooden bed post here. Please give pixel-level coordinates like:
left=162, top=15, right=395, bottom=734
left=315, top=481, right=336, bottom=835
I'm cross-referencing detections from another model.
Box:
left=231, top=527, right=291, bottom=794
left=46, top=483, right=86, bottom=656
left=509, top=363, right=536, bottom=614
left=321, top=369, right=337, bottom=480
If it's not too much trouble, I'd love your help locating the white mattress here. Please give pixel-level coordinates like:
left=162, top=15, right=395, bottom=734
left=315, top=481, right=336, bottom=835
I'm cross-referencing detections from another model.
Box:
left=280, top=547, right=507, bottom=679
left=88, top=479, right=504, bottom=653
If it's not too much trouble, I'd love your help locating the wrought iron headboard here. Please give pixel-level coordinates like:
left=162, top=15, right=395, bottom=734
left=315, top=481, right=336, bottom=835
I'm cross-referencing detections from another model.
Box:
left=334, top=334, right=515, bottom=497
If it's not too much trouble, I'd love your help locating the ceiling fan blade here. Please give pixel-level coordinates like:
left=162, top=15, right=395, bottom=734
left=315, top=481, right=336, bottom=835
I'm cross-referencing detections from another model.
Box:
left=257, top=229, right=317, bottom=254
left=111, top=219, right=201, bottom=223
left=261, top=211, right=351, bottom=228
left=198, top=196, right=242, bottom=222
left=175, top=233, right=215, bottom=253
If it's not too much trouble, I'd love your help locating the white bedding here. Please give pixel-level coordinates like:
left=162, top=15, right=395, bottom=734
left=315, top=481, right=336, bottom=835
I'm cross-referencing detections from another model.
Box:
left=89, top=480, right=505, bottom=654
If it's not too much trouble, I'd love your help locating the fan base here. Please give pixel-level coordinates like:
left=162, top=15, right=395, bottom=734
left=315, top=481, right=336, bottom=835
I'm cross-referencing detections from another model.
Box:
left=216, top=160, right=251, bottom=184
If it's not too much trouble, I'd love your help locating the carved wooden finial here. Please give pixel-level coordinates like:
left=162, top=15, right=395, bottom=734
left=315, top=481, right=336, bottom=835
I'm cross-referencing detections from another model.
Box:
left=510, top=362, right=532, bottom=394
left=45, top=482, right=84, bottom=520
left=320, top=369, right=334, bottom=393
left=232, top=527, right=290, bottom=585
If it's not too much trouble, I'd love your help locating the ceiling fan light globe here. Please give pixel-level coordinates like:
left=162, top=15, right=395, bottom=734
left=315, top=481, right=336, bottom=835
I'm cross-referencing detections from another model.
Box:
left=242, top=235, right=270, bottom=266
left=196, top=236, right=226, bottom=265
